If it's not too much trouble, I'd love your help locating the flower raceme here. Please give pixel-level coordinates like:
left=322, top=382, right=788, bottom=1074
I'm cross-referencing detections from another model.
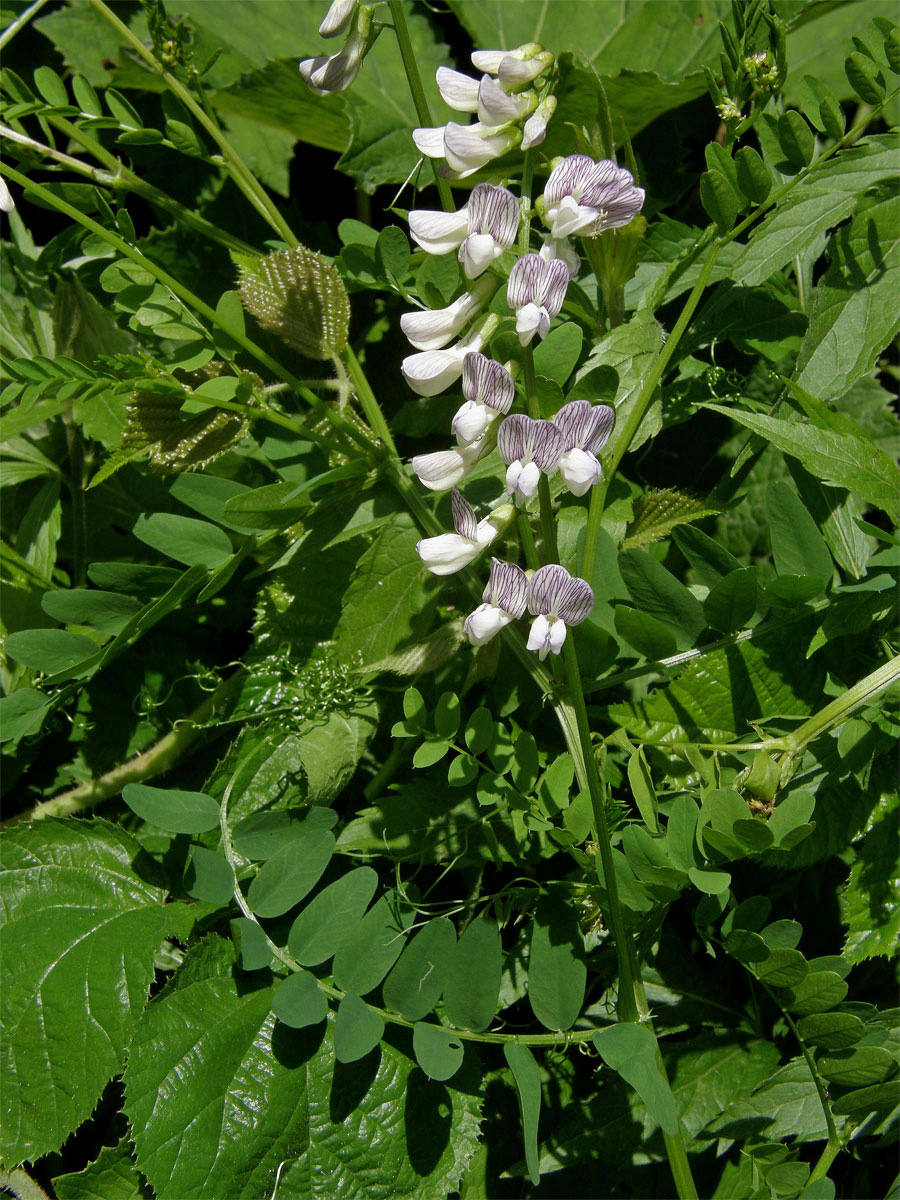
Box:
left=553, top=400, right=616, bottom=496
left=451, top=353, right=514, bottom=447
left=507, top=253, right=570, bottom=346
left=526, top=564, right=594, bottom=659
left=541, top=154, right=645, bottom=239
left=415, top=488, right=500, bottom=575
left=464, top=558, right=528, bottom=645
left=408, top=183, right=519, bottom=278
left=497, top=413, right=565, bottom=507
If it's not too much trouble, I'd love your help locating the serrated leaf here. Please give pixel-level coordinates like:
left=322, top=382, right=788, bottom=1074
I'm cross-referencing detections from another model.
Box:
left=1, top=819, right=181, bottom=1165
left=841, top=794, right=899, bottom=963
left=52, top=1140, right=148, bottom=1200
left=622, top=489, right=721, bottom=549
left=237, top=246, right=349, bottom=359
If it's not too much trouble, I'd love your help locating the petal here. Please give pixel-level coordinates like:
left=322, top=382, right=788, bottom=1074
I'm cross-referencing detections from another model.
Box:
left=0, top=176, right=14, bottom=214
left=600, top=186, right=646, bottom=230
left=547, top=617, right=568, bottom=655
left=408, top=206, right=469, bottom=255
left=467, top=183, right=519, bottom=245
left=526, top=613, right=551, bottom=654
left=521, top=95, right=556, bottom=149
left=412, top=126, right=448, bottom=158
left=464, top=603, right=510, bottom=645
left=515, top=302, right=543, bottom=346
left=452, top=400, right=494, bottom=447
left=436, top=66, right=480, bottom=112
left=498, top=54, right=548, bottom=89
left=485, top=557, right=528, bottom=616
left=530, top=419, right=565, bottom=471
left=539, top=235, right=580, bottom=279
left=477, top=74, right=531, bottom=124
left=497, top=413, right=529, bottom=464
left=319, top=0, right=357, bottom=37
left=450, top=487, right=479, bottom=540
left=559, top=448, right=601, bottom=496
left=443, top=122, right=519, bottom=176
left=400, top=283, right=488, bottom=351
left=416, top=531, right=479, bottom=575
left=583, top=404, right=615, bottom=454
left=542, top=258, right=570, bottom=317
left=505, top=459, right=523, bottom=499
left=507, top=253, right=546, bottom=308
left=462, top=353, right=514, bottom=413
left=527, top=563, right=573, bottom=616
left=460, top=232, right=501, bottom=278
left=412, top=448, right=474, bottom=491
left=470, top=49, right=506, bottom=74
left=557, top=575, right=595, bottom=625
left=516, top=459, right=541, bottom=503
left=543, top=155, right=599, bottom=207
left=402, top=348, right=465, bottom=396
left=553, top=399, right=594, bottom=450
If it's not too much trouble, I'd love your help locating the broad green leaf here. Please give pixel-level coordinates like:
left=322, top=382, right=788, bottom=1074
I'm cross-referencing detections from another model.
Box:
left=831, top=1081, right=899, bottom=1116
left=704, top=568, right=758, bottom=632
left=1, top=819, right=182, bottom=1165
left=413, top=1022, right=464, bottom=1082
left=796, top=1011, right=865, bottom=1051
left=733, top=134, right=898, bottom=285
left=673, top=524, right=743, bottom=588
left=766, top=482, right=834, bottom=585
left=41, top=588, right=143, bottom=634
left=665, top=796, right=700, bottom=873
left=0, top=688, right=52, bottom=743
left=593, top=1024, right=679, bottom=1136
left=783, top=970, right=848, bottom=1016
left=246, top=828, right=335, bottom=919
left=52, top=1140, right=147, bottom=1200
left=232, top=809, right=337, bottom=861
left=706, top=403, right=900, bottom=523
left=287, top=867, right=379, bottom=965
left=776, top=110, right=815, bottom=169
left=465, top=707, right=494, bottom=754
left=527, top=892, right=587, bottom=1032
left=533, top=322, right=583, bottom=386
left=122, top=783, right=221, bottom=835
left=5, top=628, right=99, bottom=675
left=87, top=561, right=181, bottom=595
left=124, top=954, right=482, bottom=1199
left=504, top=1042, right=542, bottom=1187
left=795, top=183, right=900, bottom=403
left=618, top=549, right=706, bottom=649
left=627, top=746, right=659, bottom=832
left=700, top=169, right=741, bottom=231
left=766, top=1162, right=811, bottom=1197
left=333, top=517, right=435, bottom=666
left=719, top=1057, right=830, bottom=1142
left=615, top=604, right=678, bottom=660
left=230, top=918, right=273, bottom=971
left=755, top=949, right=809, bottom=989
left=571, top=311, right=663, bottom=454
left=688, top=867, right=732, bottom=895
left=820, top=1046, right=894, bottom=1088
left=332, top=889, right=414, bottom=996
left=132, top=512, right=233, bottom=568
left=444, top=914, right=502, bottom=1032
left=271, top=970, right=328, bottom=1029
left=184, top=848, right=234, bottom=906
left=382, top=916, right=456, bottom=1022
left=333, top=993, right=384, bottom=1063
left=840, top=794, right=899, bottom=963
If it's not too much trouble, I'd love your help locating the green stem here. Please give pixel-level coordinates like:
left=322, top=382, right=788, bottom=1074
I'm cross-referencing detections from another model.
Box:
left=522, top=345, right=559, bottom=563
left=517, top=509, right=540, bottom=570
left=63, top=416, right=87, bottom=586
left=88, top=0, right=298, bottom=246
left=386, top=0, right=455, bottom=214
left=0, top=0, right=51, bottom=51
left=518, top=148, right=534, bottom=254
left=343, top=344, right=396, bottom=456
left=580, top=237, right=722, bottom=585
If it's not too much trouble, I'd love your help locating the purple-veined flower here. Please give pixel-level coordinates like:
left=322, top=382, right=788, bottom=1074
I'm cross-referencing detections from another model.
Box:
left=416, top=489, right=499, bottom=575
left=402, top=313, right=497, bottom=397
left=522, top=95, right=556, bottom=149
left=318, top=0, right=357, bottom=37
left=464, top=558, right=528, bottom=644
left=497, top=413, right=565, bottom=506
left=451, top=352, right=515, bottom=447
left=507, top=253, right=569, bottom=346
left=408, top=183, right=519, bottom=278
left=553, top=400, right=615, bottom=496
left=412, top=445, right=480, bottom=492
left=525, top=564, right=594, bottom=659
left=400, top=275, right=495, bottom=352
left=471, top=45, right=555, bottom=91
left=299, top=4, right=372, bottom=94
left=541, top=155, right=645, bottom=239
left=435, top=68, right=535, bottom=125
left=413, top=121, right=522, bottom=179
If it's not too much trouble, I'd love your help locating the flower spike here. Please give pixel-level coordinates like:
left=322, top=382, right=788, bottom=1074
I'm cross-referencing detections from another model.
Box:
left=553, top=400, right=616, bottom=496
left=525, top=564, right=594, bottom=659
left=464, top=558, right=528, bottom=645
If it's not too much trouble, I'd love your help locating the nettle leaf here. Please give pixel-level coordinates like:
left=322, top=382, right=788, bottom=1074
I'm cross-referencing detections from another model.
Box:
left=622, top=489, right=721, bottom=549
left=1, top=819, right=187, bottom=1165
left=841, top=794, right=899, bottom=963
left=125, top=964, right=482, bottom=1199
left=795, top=182, right=900, bottom=403
left=237, top=246, right=349, bottom=359
left=52, top=1139, right=148, bottom=1200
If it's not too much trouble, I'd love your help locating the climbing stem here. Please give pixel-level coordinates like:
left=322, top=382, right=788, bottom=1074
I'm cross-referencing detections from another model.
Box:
left=580, top=236, right=722, bottom=585
left=386, top=0, right=455, bottom=213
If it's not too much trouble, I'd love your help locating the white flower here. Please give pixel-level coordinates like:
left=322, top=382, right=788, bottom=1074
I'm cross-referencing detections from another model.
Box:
left=318, top=0, right=357, bottom=37
left=552, top=400, right=615, bottom=496
left=471, top=44, right=555, bottom=91
left=542, top=155, right=645, bottom=239
left=521, top=95, right=556, bottom=149
left=412, top=446, right=479, bottom=492
left=476, top=75, right=534, bottom=125
left=408, top=183, right=519, bottom=278
left=464, top=558, right=528, bottom=644
left=0, top=173, right=14, bottom=214
left=416, top=489, right=498, bottom=575
left=435, top=66, right=479, bottom=112
left=413, top=121, right=522, bottom=179
left=539, top=234, right=580, bottom=280
left=299, top=5, right=371, bottom=95
left=451, top=352, right=514, bottom=447
left=525, top=564, right=594, bottom=659
left=497, top=413, right=565, bottom=507
left=401, top=314, right=497, bottom=397
left=400, top=275, right=494, bottom=351
left=507, top=253, right=570, bottom=346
